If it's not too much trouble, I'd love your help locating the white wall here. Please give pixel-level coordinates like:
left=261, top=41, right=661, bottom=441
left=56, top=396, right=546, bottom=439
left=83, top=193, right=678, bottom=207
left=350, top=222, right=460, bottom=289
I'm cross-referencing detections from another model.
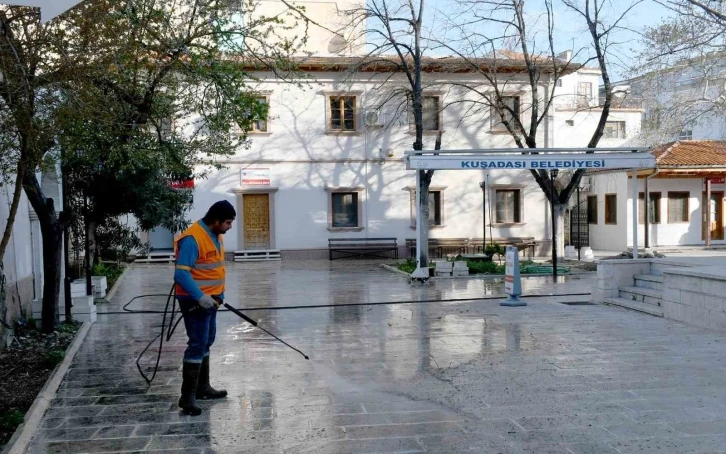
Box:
left=631, top=178, right=708, bottom=247
left=191, top=162, right=551, bottom=252
left=587, top=172, right=628, bottom=251
left=0, top=174, right=36, bottom=333
left=553, top=109, right=642, bottom=148
left=180, top=67, right=642, bottom=255
left=590, top=174, right=712, bottom=248
left=251, top=0, right=366, bottom=56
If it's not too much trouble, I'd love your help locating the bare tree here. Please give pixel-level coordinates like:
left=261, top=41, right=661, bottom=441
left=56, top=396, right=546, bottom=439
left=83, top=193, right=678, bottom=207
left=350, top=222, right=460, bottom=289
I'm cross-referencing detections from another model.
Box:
left=635, top=0, right=726, bottom=144
left=436, top=0, right=641, bottom=254
left=339, top=0, right=439, bottom=275
left=0, top=0, right=307, bottom=333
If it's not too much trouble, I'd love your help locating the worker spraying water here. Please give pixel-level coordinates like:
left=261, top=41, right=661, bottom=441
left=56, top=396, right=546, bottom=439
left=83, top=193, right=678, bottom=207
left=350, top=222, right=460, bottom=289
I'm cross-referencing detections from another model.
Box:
left=174, top=200, right=236, bottom=416
left=132, top=201, right=309, bottom=412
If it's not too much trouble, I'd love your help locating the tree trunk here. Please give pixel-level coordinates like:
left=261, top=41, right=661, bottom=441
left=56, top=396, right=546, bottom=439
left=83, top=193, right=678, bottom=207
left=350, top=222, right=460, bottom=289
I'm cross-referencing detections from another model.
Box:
left=23, top=170, right=63, bottom=333
left=86, top=220, right=97, bottom=268
left=0, top=160, right=26, bottom=261
left=553, top=202, right=567, bottom=259
left=418, top=170, right=431, bottom=268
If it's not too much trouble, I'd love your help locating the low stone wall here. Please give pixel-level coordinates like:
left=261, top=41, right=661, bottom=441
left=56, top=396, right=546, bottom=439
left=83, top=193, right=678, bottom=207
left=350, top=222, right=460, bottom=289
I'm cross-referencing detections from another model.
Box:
left=662, top=266, right=726, bottom=332
left=591, top=258, right=651, bottom=304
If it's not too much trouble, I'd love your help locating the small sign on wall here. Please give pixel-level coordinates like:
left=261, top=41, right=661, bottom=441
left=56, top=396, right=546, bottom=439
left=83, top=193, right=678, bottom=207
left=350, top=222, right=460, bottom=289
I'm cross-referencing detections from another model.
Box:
left=704, top=177, right=725, bottom=186
left=241, top=168, right=271, bottom=185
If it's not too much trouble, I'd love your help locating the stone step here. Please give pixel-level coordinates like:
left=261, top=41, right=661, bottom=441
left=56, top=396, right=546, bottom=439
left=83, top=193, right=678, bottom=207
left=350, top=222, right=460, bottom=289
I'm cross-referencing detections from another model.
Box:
left=634, top=274, right=664, bottom=283
left=234, top=250, right=282, bottom=262
left=134, top=252, right=175, bottom=263
left=634, top=274, right=664, bottom=291
left=619, top=286, right=663, bottom=307
left=604, top=297, right=664, bottom=317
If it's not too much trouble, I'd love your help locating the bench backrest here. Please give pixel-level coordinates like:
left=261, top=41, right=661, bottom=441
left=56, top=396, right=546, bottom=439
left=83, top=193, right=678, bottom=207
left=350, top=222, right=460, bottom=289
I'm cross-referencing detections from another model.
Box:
left=329, top=238, right=397, bottom=245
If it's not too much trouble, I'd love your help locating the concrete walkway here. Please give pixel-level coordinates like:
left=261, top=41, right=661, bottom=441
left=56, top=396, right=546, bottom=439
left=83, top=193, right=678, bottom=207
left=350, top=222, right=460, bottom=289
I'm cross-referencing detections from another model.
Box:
left=27, top=262, right=726, bottom=453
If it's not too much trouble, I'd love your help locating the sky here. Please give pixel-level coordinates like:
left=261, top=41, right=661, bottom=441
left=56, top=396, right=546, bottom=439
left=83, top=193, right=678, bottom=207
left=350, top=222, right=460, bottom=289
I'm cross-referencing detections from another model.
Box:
left=2, top=0, right=82, bottom=22
left=418, top=0, right=674, bottom=80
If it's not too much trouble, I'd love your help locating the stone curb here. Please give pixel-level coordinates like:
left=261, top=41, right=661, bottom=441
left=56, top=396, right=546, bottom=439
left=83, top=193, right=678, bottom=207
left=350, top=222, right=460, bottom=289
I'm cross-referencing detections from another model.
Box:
left=2, top=322, right=92, bottom=454
left=103, top=265, right=131, bottom=303
left=380, top=264, right=412, bottom=277
left=380, top=263, right=596, bottom=281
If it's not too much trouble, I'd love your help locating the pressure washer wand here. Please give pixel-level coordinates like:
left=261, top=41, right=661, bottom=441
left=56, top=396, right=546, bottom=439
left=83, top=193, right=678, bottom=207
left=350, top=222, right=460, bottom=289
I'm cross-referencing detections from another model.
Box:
left=221, top=301, right=310, bottom=360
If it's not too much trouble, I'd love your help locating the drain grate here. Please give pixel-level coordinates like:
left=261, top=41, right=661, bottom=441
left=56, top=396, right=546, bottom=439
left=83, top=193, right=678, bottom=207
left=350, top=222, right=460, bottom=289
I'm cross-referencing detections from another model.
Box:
left=559, top=301, right=595, bottom=306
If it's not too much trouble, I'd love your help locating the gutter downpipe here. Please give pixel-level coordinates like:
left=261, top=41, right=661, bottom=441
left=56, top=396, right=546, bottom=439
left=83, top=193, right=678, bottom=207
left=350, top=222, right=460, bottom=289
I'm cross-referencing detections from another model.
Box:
left=644, top=168, right=660, bottom=249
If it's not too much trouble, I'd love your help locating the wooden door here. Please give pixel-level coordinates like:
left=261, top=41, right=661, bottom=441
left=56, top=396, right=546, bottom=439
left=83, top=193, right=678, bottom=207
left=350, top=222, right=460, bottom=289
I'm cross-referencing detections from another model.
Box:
left=243, top=194, right=270, bottom=249
left=702, top=192, right=724, bottom=241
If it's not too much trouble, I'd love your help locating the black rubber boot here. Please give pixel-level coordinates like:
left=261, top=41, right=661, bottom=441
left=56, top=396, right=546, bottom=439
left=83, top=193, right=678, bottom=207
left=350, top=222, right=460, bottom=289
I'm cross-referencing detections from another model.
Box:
left=178, top=362, right=202, bottom=416
left=197, top=356, right=227, bottom=399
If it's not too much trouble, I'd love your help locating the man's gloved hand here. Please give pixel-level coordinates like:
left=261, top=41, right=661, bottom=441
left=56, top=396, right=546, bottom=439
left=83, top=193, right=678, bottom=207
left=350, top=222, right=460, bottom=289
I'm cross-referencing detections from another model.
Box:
left=198, top=295, right=218, bottom=310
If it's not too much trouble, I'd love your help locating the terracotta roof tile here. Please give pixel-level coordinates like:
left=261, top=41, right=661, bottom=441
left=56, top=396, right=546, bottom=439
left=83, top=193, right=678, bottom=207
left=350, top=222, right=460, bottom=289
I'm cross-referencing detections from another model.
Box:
left=234, top=54, right=580, bottom=74
left=652, top=140, right=726, bottom=167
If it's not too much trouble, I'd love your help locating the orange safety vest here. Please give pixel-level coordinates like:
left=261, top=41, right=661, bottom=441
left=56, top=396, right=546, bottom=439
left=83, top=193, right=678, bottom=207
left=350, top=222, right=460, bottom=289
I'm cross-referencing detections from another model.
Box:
left=174, top=221, right=226, bottom=297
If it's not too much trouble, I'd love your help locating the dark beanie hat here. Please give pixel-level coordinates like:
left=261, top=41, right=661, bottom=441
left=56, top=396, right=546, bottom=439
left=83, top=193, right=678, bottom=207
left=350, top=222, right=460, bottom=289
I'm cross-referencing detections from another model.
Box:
left=204, top=200, right=236, bottom=222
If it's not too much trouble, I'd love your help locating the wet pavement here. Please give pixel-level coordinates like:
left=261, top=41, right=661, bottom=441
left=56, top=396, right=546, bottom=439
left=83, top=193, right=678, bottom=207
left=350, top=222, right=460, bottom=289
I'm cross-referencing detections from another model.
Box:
left=27, top=261, right=726, bottom=453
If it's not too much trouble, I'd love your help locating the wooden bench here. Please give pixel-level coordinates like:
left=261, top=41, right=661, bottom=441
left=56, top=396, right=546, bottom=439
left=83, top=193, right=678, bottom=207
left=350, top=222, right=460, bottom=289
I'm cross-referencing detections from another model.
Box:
left=405, top=238, right=469, bottom=259
left=406, top=237, right=538, bottom=258
left=471, top=237, right=537, bottom=257
left=328, top=238, right=399, bottom=261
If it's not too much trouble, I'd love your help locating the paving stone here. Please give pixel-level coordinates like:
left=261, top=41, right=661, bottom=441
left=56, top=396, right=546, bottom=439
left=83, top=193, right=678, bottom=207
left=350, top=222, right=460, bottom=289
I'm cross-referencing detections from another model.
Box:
left=41, top=437, right=151, bottom=453
left=292, top=437, right=426, bottom=453
left=603, top=422, right=679, bottom=439
left=609, top=434, right=726, bottom=453
left=36, top=427, right=100, bottom=441
left=134, top=422, right=214, bottom=436
left=515, top=412, right=636, bottom=430
left=92, top=425, right=137, bottom=439
left=344, top=421, right=463, bottom=439
left=146, top=434, right=213, bottom=450
left=565, top=441, right=620, bottom=454
left=672, top=420, right=726, bottom=435
left=26, top=263, right=726, bottom=453
left=627, top=408, right=716, bottom=424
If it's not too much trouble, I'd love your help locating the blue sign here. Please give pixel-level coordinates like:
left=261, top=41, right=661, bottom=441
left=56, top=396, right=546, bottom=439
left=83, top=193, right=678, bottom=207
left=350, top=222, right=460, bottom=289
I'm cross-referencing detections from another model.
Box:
left=461, top=159, right=606, bottom=169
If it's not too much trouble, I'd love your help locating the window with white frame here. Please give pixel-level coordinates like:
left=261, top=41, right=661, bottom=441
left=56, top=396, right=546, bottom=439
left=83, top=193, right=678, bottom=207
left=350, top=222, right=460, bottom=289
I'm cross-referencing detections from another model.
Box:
left=668, top=192, right=690, bottom=223
left=326, top=187, right=365, bottom=231
left=422, top=96, right=441, bottom=131
left=220, top=0, right=242, bottom=10
left=678, top=129, right=693, bottom=140
left=491, top=96, right=520, bottom=131
left=331, top=193, right=358, bottom=227
left=605, top=194, right=617, bottom=224
left=494, top=189, right=522, bottom=224
left=587, top=195, right=598, bottom=224
left=328, top=95, right=357, bottom=132
left=639, top=192, right=662, bottom=224
left=577, top=81, right=592, bottom=107
left=408, top=187, right=445, bottom=228
left=252, top=96, right=269, bottom=133
left=603, top=121, right=626, bottom=139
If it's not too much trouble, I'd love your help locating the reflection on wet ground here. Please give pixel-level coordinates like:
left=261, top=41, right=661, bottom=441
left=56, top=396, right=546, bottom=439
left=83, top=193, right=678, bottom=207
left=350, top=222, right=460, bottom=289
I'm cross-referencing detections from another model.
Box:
left=28, top=261, right=726, bottom=453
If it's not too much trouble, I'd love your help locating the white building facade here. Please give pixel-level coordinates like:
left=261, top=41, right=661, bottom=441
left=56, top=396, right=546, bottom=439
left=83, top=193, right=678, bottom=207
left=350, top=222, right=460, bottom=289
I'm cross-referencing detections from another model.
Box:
left=140, top=1, right=643, bottom=259
left=148, top=61, right=642, bottom=260
left=587, top=140, right=726, bottom=251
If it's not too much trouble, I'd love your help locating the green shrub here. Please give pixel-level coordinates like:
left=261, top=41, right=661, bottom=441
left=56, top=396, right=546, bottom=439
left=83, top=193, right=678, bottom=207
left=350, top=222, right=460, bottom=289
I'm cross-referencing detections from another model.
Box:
left=0, top=409, right=24, bottom=431
left=467, top=260, right=505, bottom=274
left=396, top=258, right=416, bottom=274
left=57, top=321, right=79, bottom=334
left=91, top=262, right=124, bottom=289
left=44, top=350, right=66, bottom=369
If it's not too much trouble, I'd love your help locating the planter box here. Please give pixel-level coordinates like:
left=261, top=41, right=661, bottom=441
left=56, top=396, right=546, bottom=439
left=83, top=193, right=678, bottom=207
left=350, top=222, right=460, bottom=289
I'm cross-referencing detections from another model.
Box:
left=453, top=261, right=469, bottom=277
left=92, top=276, right=108, bottom=291
left=71, top=280, right=96, bottom=298
left=92, top=276, right=107, bottom=298
left=434, top=261, right=453, bottom=277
